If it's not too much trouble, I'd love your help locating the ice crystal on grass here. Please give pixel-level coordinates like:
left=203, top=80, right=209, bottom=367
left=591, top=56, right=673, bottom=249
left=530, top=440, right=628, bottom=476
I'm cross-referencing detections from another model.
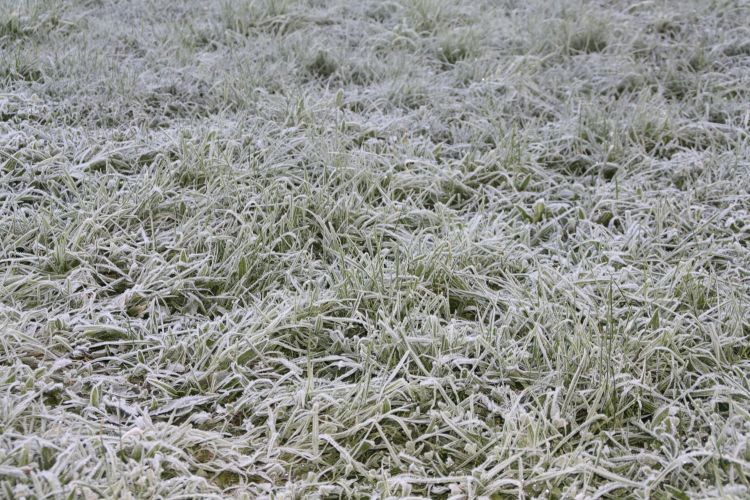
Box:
left=1, top=0, right=749, bottom=497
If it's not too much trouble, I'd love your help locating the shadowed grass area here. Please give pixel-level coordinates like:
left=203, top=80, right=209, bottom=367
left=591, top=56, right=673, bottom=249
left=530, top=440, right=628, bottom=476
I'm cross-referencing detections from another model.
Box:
left=1, top=0, right=750, bottom=497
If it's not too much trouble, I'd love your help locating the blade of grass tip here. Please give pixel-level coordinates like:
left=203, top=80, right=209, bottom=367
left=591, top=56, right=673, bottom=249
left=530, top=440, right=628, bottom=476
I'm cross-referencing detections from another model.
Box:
left=311, top=402, right=319, bottom=457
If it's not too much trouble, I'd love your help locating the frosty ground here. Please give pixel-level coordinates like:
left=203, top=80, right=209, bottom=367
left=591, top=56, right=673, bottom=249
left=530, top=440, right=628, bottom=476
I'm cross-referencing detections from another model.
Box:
left=1, top=0, right=749, bottom=497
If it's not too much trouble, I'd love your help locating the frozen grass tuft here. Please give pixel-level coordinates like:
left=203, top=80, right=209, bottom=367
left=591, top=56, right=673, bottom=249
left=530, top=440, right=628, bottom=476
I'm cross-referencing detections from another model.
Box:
left=1, top=0, right=750, bottom=497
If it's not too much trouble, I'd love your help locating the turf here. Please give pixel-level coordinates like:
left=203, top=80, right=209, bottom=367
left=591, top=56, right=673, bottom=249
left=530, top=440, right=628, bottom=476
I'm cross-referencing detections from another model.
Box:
left=1, top=0, right=750, bottom=497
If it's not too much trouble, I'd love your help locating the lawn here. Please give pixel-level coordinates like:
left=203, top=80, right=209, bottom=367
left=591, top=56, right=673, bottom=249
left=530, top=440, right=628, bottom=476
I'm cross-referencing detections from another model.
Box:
left=1, top=0, right=749, bottom=497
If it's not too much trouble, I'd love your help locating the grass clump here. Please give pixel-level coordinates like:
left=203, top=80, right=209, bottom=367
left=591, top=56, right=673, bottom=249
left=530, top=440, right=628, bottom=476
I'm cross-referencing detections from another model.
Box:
left=0, top=53, right=44, bottom=82
left=565, top=17, right=609, bottom=54
left=0, top=0, right=68, bottom=45
left=222, top=0, right=304, bottom=36
left=305, top=50, right=338, bottom=80
left=436, top=29, right=478, bottom=66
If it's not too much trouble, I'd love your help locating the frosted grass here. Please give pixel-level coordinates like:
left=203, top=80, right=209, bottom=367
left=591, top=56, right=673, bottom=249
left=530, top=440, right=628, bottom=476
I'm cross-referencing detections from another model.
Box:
left=1, top=0, right=749, bottom=497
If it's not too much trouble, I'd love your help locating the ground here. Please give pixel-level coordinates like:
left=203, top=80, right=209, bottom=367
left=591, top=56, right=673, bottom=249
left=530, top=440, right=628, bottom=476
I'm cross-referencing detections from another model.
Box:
left=1, top=0, right=750, bottom=498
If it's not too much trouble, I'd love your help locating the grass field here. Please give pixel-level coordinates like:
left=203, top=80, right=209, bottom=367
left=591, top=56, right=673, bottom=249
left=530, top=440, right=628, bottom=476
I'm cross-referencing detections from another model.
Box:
left=2, top=0, right=750, bottom=497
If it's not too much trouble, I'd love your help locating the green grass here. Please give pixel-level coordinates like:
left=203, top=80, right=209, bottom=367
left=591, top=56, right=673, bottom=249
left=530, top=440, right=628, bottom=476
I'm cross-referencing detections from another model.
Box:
left=1, top=0, right=750, bottom=497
